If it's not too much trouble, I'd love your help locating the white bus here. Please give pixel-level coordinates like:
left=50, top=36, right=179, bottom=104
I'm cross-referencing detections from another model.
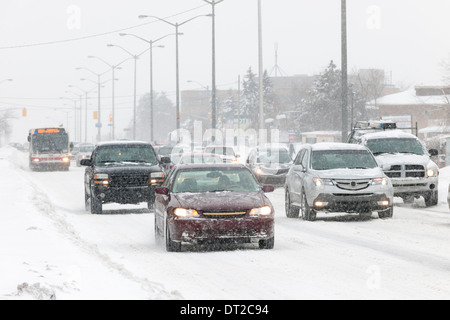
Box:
left=27, top=127, right=73, bottom=171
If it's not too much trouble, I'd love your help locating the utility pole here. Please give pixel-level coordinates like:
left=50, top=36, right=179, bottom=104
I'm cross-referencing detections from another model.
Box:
left=203, top=0, right=224, bottom=129
left=341, top=0, right=349, bottom=142
left=258, top=0, right=264, bottom=132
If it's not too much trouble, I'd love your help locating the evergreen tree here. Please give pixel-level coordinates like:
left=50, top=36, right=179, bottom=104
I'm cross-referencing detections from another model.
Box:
left=301, top=60, right=342, bottom=131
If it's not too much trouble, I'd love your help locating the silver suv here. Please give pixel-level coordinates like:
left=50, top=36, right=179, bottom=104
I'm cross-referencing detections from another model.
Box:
left=355, top=131, right=439, bottom=206
left=284, top=143, right=394, bottom=221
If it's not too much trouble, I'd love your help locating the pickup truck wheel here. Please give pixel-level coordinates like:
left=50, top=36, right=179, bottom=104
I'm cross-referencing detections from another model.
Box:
left=301, top=190, right=316, bottom=221
left=90, top=187, right=102, bottom=215
left=285, top=188, right=299, bottom=218
left=84, top=191, right=90, bottom=211
left=424, top=190, right=438, bottom=207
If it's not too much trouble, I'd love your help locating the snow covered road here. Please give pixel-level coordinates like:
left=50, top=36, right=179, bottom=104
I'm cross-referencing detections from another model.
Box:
left=1, top=146, right=450, bottom=300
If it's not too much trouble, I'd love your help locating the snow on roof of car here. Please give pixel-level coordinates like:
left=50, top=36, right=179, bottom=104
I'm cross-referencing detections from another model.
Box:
left=310, top=142, right=368, bottom=151
left=359, top=130, right=418, bottom=140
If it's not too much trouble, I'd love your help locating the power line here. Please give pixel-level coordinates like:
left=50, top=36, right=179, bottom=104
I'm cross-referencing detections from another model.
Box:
left=0, top=4, right=208, bottom=50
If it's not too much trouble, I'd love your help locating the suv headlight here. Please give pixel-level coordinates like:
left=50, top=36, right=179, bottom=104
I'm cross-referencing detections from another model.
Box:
left=150, top=171, right=165, bottom=184
left=313, top=177, right=334, bottom=186
left=426, top=162, right=438, bottom=177
left=94, top=173, right=109, bottom=185
left=371, top=177, right=388, bottom=185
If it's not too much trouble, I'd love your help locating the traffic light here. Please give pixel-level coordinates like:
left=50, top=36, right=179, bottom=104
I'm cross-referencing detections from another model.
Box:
left=93, top=111, right=98, bottom=120
left=22, top=108, right=27, bottom=117
left=109, top=114, right=113, bottom=123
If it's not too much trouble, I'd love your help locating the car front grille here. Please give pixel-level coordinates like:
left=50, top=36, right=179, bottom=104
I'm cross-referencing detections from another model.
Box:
left=334, top=179, right=371, bottom=191
left=385, top=164, right=425, bottom=178
left=201, top=210, right=248, bottom=219
left=109, top=174, right=149, bottom=187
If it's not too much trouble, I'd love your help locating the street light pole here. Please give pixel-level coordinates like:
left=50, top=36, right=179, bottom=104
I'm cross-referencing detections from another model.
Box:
left=88, top=55, right=124, bottom=140
left=258, top=0, right=264, bottom=132
left=138, top=14, right=211, bottom=133
left=107, top=44, right=138, bottom=140
left=203, top=0, right=224, bottom=130
left=341, top=0, right=349, bottom=142
left=119, top=33, right=175, bottom=143
left=76, top=67, right=107, bottom=142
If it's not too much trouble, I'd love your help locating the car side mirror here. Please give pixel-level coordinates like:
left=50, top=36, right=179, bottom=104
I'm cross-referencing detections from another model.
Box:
left=262, top=185, right=274, bottom=193
left=428, top=149, right=438, bottom=156
left=80, top=159, right=92, bottom=166
left=294, top=165, right=305, bottom=172
left=160, top=156, right=171, bottom=164
left=155, top=187, right=169, bottom=195
left=70, top=142, right=74, bottom=150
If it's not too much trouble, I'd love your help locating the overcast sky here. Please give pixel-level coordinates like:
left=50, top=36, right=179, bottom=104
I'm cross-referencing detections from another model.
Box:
left=2, top=0, right=450, bottom=142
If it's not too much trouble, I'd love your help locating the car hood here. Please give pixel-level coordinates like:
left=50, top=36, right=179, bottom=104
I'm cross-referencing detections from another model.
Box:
left=94, top=163, right=162, bottom=174
left=373, top=153, right=431, bottom=167
left=172, top=191, right=268, bottom=211
left=312, top=167, right=385, bottom=179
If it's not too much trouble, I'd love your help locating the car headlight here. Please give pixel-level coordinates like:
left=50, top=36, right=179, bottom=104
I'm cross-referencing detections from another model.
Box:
left=426, top=161, right=439, bottom=177
left=173, top=208, right=198, bottom=218
left=249, top=206, right=272, bottom=216
left=255, top=167, right=263, bottom=175
left=371, top=177, right=388, bottom=185
left=313, top=177, right=334, bottom=186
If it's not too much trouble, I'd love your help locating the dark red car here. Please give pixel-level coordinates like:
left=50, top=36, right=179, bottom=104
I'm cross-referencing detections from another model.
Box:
left=154, top=163, right=275, bottom=252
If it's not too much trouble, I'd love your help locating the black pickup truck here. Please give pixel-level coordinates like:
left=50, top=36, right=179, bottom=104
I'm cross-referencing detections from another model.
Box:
left=81, top=141, right=170, bottom=214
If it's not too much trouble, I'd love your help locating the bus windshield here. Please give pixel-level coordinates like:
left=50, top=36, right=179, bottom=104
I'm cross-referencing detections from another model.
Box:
left=31, top=133, right=69, bottom=154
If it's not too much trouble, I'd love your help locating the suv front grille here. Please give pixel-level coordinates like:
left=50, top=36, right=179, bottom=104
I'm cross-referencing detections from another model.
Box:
left=385, top=164, right=425, bottom=178
left=110, top=174, right=149, bottom=187
left=334, top=179, right=370, bottom=191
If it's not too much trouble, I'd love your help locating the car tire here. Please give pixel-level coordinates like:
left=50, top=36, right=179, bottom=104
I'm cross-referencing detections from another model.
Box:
left=259, top=237, right=274, bottom=249
left=90, top=187, right=102, bottom=215
left=378, top=205, right=393, bottom=219
left=165, top=221, right=181, bottom=252
left=285, top=188, right=299, bottom=218
left=301, top=190, right=316, bottom=221
left=424, top=190, right=438, bottom=207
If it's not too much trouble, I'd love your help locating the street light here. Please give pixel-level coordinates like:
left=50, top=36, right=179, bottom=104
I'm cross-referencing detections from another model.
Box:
left=107, top=44, right=139, bottom=140
left=68, top=84, right=98, bottom=142
left=88, top=55, right=126, bottom=140
left=138, top=14, right=212, bottom=132
left=76, top=67, right=108, bottom=142
left=119, top=32, right=177, bottom=143
left=59, top=96, right=78, bottom=138
left=203, top=0, right=225, bottom=130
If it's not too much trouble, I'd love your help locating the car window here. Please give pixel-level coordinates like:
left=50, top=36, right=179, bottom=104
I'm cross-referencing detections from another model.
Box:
left=311, top=149, right=378, bottom=170
left=95, top=145, right=158, bottom=165
left=294, top=149, right=305, bottom=165
left=365, top=138, right=425, bottom=156
left=172, top=168, right=260, bottom=193
left=301, top=149, right=309, bottom=168
left=257, top=148, right=292, bottom=164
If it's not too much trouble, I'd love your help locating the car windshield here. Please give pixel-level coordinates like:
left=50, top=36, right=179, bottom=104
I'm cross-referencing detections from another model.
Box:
left=311, top=149, right=378, bottom=170
left=172, top=167, right=260, bottom=193
left=366, top=138, right=425, bottom=156
left=95, top=145, right=158, bottom=165
left=257, top=148, right=292, bottom=164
